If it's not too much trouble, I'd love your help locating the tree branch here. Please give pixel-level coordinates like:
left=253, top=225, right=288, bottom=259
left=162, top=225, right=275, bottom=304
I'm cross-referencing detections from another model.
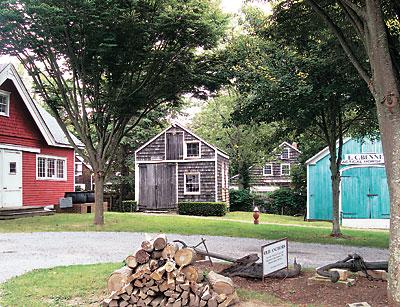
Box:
left=337, top=0, right=366, bottom=19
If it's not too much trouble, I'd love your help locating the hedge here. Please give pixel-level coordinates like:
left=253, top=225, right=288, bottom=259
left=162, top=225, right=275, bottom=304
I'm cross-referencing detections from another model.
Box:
left=177, top=202, right=227, bottom=216
left=111, top=200, right=137, bottom=212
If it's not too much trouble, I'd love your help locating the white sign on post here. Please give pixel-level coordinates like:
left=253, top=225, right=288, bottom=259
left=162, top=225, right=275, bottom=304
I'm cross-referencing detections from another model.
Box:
left=261, top=238, right=288, bottom=281
left=341, top=153, right=384, bottom=165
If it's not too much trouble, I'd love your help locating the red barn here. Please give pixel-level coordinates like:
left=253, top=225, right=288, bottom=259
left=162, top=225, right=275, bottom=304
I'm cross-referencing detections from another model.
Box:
left=0, top=63, right=82, bottom=208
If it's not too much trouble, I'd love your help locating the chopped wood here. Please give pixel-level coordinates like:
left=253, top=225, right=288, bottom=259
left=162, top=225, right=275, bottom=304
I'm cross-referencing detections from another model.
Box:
left=152, top=250, right=163, bottom=259
left=108, top=266, right=133, bottom=293
left=165, top=260, right=176, bottom=272
left=141, top=239, right=154, bottom=253
left=174, top=248, right=196, bottom=267
left=182, top=266, right=199, bottom=283
left=125, top=255, right=138, bottom=269
left=162, top=243, right=178, bottom=259
left=153, top=234, right=168, bottom=251
left=207, top=271, right=235, bottom=295
left=135, top=249, right=150, bottom=264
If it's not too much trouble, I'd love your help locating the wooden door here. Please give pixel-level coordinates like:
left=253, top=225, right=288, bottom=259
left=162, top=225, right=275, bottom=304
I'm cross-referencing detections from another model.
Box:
left=139, top=163, right=176, bottom=209
left=166, top=132, right=183, bottom=160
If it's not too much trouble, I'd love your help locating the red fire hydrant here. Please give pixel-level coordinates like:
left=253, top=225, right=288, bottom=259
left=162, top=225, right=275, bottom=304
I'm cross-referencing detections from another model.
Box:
left=253, top=206, right=260, bottom=224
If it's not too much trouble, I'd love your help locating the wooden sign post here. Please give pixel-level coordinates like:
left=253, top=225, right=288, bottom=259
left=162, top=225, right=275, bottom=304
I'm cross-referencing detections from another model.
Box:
left=261, top=238, right=288, bottom=282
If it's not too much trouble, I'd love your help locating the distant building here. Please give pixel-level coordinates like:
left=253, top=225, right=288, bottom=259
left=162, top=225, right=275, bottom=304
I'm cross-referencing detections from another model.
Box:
left=230, top=142, right=301, bottom=192
left=75, top=155, right=93, bottom=191
left=135, top=123, right=229, bottom=210
left=306, top=138, right=389, bottom=229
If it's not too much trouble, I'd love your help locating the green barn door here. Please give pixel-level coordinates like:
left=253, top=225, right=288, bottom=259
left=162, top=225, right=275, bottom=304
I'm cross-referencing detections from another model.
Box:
left=341, top=167, right=389, bottom=219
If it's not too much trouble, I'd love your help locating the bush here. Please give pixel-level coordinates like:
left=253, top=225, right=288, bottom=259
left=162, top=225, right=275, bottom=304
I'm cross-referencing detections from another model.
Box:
left=229, top=189, right=254, bottom=211
left=111, top=200, right=137, bottom=212
left=265, top=188, right=305, bottom=216
left=177, top=202, right=227, bottom=216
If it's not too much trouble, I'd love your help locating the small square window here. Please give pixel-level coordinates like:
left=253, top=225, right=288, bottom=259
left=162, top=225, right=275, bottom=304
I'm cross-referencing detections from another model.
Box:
left=263, top=164, right=273, bottom=176
left=186, top=142, right=200, bottom=158
left=281, top=148, right=290, bottom=159
left=281, top=164, right=290, bottom=176
left=9, top=162, right=16, bottom=174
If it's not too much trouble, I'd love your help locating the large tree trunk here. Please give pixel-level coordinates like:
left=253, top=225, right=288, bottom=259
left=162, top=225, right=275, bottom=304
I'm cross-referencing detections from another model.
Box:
left=94, top=172, right=105, bottom=225
left=364, top=2, right=400, bottom=305
left=328, top=144, right=341, bottom=237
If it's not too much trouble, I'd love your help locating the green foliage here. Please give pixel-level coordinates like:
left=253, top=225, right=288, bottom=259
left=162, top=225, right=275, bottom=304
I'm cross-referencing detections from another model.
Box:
left=229, top=189, right=254, bottom=212
left=177, top=202, right=227, bottom=216
left=266, top=188, right=305, bottom=216
left=111, top=200, right=137, bottom=213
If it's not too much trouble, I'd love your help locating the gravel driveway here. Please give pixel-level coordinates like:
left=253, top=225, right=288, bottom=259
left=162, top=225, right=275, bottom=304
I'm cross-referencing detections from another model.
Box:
left=0, top=232, right=388, bottom=283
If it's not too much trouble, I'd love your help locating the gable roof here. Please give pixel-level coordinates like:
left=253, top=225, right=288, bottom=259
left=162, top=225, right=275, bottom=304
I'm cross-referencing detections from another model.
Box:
left=0, top=63, right=83, bottom=148
left=135, top=121, right=229, bottom=159
left=279, top=141, right=301, bottom=153
left=305, top=137, right=352, bottom=165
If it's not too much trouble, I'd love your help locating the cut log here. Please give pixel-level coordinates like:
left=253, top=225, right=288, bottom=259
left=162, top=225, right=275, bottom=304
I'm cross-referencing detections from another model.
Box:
left=135, top=249, right=150, bottom=264
left=141, top=239, right=154, bottom=253
left=174, top=248, right=196, bottom=267
left=152, top=250, right=163, bottom=260
left=207, top=271, right=235, bottom=295
left=149, top=259, right=159, bottom=271
left=162, top=243, right=178, bottom=259
left=182, top=266, right=199, bottom=283
left=153, top=234, right=168, bottom=251
left=164, top=260, right=176, bottom=273
left=108, top=266, right=133, bottom=293
left=125, top=255, right=138, bottom=269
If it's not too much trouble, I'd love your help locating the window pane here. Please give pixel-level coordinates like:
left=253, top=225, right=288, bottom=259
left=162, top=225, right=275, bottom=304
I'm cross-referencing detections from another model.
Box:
left=0, top=95, right=7, bottom=114
left=263, top=164, right=272, bottom=175
left=186, top=174, right=200, bottom=192
left=47, top=158, right=55, bottom=178
left=186, top=143, right=200, bottom=157
left=38, top=157, right=46, bottom=178
left=57, top=159, right=64, bottom=178
left=281, top=164, right=290, bottom=175
left=9, top=162, right=16, bottom=174
left=281, top=148, right=289, bottom=159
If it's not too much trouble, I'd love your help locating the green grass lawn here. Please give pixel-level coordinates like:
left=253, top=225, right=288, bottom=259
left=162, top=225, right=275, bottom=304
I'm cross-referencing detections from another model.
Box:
left=0, top=212, right=389, bottom=248
left=0, top=263, right=298, bottom=307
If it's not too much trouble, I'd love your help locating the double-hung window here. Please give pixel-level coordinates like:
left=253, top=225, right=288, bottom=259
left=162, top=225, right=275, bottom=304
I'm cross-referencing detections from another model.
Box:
left=281, top=148, right=290, bottom=159
left=184, top=172, right=200, bottom=194
left=263, top=164, right=273, bottom=176
left=37, top=155, right=67, bottom=180
left=0, top=90, right=10, bottom=116
left=281, top=164, right=290, bottom=176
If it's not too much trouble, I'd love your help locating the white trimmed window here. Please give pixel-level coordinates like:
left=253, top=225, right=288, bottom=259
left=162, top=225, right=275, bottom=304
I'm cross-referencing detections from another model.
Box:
left=184, top=172, right=200, bottom=194
left=263, top=163, right=273, bottom=176
left=281, top=163, right=290, bottom=176
left=75, top=162, right=83, bottom=176
left=184, top=141, right=201, bottom=158
left=37, top=155, right=67, bottom=180
left=281, top=148, right=290, bottom=159
left=0, top=90, right=10, bottom=116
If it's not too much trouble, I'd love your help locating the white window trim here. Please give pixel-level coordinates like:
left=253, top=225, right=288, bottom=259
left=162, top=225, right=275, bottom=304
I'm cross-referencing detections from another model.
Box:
left=263, top=163, right=273, bottom=176
left=184, top=141, right=201, bottom=159
left=36, top=154, right=67, bottom=181
left=281, top=148, right=290, bottom=160
left=280, top=163, right=290, bottom=176
left=0, top=89, right=11, bottom=117
left=184, top=172, right=201, bottom=195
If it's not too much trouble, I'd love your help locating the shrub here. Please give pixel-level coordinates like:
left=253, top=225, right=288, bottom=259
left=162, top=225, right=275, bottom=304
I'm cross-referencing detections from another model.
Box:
left=229, top=189, right=254, bottom=211
left=265, top=188, right=305, bottom=216
left=177, top=202, right=227, bottom=216
left=111, top=200, right=137, bottom=212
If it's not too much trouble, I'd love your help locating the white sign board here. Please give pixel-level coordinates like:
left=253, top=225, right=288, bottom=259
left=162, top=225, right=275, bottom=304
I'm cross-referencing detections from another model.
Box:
left=262, top=238, right=288, bottom=280
left=341, top=153, right=384, bottom=165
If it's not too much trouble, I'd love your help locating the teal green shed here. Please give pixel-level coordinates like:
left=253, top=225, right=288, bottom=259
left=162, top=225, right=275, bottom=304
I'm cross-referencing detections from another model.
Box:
left=306, top=138, right=390, bottom=229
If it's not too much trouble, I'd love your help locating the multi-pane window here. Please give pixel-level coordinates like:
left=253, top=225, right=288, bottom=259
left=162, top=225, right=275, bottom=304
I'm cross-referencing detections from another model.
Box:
left=281, top=164, right=290, bottom=176
left=185, top=142, right=200, bottom=158
left=0, top=91, right=10, bottom=116
left=281, top=148, right=290, bottom=159
left=184, top=173, right=200, bottom=194
left=9, top=162, right=16, bottom=174
left=37, top=155, right=66, bottom=180
left=263, top=164, right=273, bottom=176
left=75, top=162, right=83, bottom=176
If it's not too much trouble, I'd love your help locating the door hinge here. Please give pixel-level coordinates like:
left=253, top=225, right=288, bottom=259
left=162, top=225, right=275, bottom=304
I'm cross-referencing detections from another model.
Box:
left=367, top=194, right=378, bottom=197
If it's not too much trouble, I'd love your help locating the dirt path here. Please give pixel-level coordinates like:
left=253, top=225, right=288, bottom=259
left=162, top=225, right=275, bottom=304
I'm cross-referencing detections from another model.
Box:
left=0, top=232, right=388, bottom=283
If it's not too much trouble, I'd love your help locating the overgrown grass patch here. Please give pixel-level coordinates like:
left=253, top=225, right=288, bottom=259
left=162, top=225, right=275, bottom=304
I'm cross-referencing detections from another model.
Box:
left=0, top=212, right=389, bottom=248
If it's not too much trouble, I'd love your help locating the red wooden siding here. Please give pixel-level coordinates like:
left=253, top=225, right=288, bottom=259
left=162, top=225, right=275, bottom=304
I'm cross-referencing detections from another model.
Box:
left=0, top=79, right=75, bottom=206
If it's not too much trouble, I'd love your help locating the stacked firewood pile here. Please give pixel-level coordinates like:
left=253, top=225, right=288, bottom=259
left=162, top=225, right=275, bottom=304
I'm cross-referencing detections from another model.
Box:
left=101, top=234, right=239, bottom=307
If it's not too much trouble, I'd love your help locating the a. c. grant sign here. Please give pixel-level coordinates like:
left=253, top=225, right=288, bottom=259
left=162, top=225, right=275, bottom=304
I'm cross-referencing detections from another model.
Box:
left=341, top=153, right=384, bottom=165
